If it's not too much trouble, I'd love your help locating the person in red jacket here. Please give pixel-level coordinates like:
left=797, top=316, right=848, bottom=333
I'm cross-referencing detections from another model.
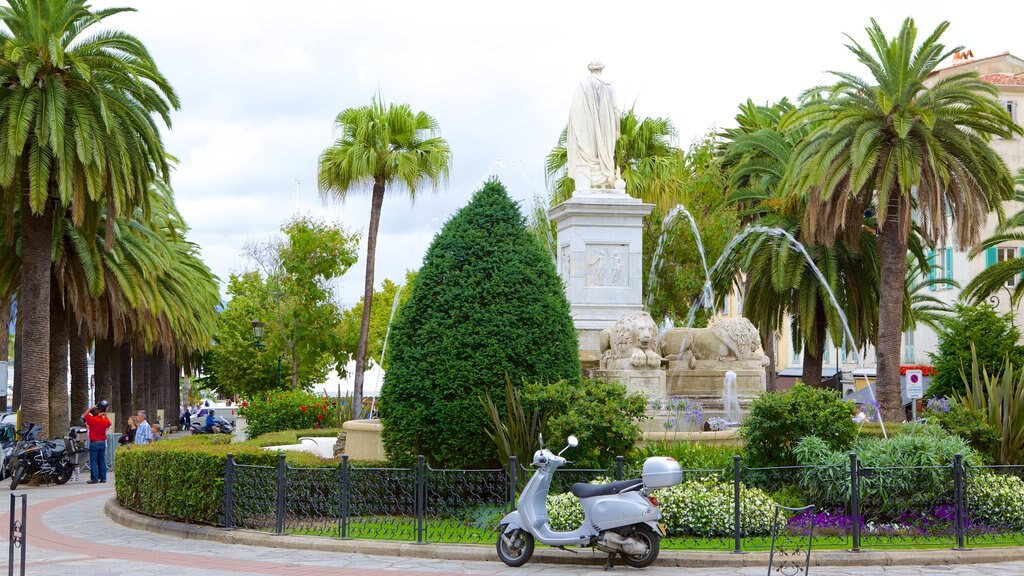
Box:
left=82, top=400, right=112, bottom=484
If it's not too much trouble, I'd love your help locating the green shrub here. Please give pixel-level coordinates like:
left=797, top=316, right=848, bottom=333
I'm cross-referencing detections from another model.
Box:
left=741, top=383, right=857, bottom=469
left=631, top=441, right=739, bottom=479
left=247, top=428, right=346, bottom=448
left=927, top=403, right=999, bottom=462
left=958, top=348, right=1024, bottom=465
left=239, top=389, right=341, bottom=439
left=969, top=473, right=1024, bottom=530
left=928, top=304, right=1024, bottom=398
left=546, top=492, right=586, bottom=531
left=381, top=180, right=579, bottom=469
left=793, top=423, right=978, bottom=513
left=522, top=379, right=646, bottom=469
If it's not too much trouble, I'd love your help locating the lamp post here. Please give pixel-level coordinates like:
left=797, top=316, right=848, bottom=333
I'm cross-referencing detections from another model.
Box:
left=251, top=320, right=283, bottom=389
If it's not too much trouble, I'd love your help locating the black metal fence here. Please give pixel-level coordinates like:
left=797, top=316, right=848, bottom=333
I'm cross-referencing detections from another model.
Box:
left=223, top=452, right=1022, bottom=550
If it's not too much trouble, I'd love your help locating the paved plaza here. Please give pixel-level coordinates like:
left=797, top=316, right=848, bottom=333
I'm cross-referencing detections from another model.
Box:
left=0, top=475, right=1023, bottom=576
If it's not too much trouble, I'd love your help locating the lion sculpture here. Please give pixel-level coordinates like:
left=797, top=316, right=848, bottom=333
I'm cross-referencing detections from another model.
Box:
left=661, top=317, right=768, bottom=368
left=598, top=311, right=663, bottom=370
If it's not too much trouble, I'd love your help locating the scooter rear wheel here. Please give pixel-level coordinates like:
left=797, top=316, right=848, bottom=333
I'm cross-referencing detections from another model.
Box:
left=496, top=525, right=534, bottom=567
left=619, top=525, right=660, bottom=568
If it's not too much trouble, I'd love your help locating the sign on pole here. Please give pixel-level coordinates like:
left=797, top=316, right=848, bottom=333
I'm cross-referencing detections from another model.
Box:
left=906, top=369, right=924, bottom=399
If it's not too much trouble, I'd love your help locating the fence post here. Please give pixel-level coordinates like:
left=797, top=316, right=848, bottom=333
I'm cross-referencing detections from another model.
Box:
left=416, top=455, right=426, bottom=544
left=732, top=454, right=742, bottom=554
left=953, top=453, right=966, bottom=550
left=850, top=453, right=860, bottom=552
left=8, top=493, right=26, bottom=576
left=275, top=452, right=287, bottom=535
left=340, top=455, right=350, bottom=539
left=615, top=455, right=624, bottom=481
left=507, top=456, right=517, bottom=512
left=224, top=453, right=235, bottom=530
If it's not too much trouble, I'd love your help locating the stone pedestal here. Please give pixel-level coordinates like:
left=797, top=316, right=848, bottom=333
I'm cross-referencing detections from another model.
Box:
left=591, top=369, right=666, bottom=403
left=548, top=191, right=654, bottom=352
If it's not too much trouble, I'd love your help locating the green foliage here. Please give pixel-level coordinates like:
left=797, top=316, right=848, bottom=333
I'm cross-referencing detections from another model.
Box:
left=969, top=473, right=1024, bottom=530
left=928, top=304, right=1024, bottom=399
left=926, top=403, right=1000, bottom=462
left=239, top=389, right=341, bottom=439
left=481, top=374, right=541, bottom=468
left=741, top=383, right=857, bottom=468
left=793, top=423, right=977, bottom=512
left=338, top=272, right=416, bottom=371
left=522, top=379, right=646, bottom=469
left=958, top=347, right=1024, bottom=465
left=630, top=441, right=739, bottom=479
left=381, top=180, right=579, bottom=468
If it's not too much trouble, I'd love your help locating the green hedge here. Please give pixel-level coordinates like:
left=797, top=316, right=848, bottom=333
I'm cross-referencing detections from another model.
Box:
left=246, top=428, right=346, bottom=448
left=114, top=435, right=333, bottom=525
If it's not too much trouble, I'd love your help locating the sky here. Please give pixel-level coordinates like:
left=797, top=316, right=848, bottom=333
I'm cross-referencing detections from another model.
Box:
left=89, top=0, right=1024, bottom=308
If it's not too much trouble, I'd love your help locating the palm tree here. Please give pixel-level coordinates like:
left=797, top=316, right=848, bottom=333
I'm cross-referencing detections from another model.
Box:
left=0, top=0, right=178, bottom=435
left=961, top=169, right=1024, bottom=306
left=782, top=18, right=1020, bottom=421
left=318, top=97, right=451, bottom=418
left=546, top=107, right=684, bottom=209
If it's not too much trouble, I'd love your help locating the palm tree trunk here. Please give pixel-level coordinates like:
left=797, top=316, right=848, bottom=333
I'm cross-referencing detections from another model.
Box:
left=132, top=347, right=148, bottom=416
left=877, top=195, right=911, bottom=422
left=95, top=337, right=113, bottom=405
left=147, top=352, right=160, bottom=424
left=352, top=180, right=386, bottom=419
left=69, top=329, right=89, bottom=418
left=765, top=330, right=777, bottom=393
left=168, top=360, right=180, bottom=431
left=117, top=345, right=132, bottom=422
left=0, top=296, right=10, bottom=411
left=13, top=315, right=21, bottom=409
left=19, top=190, right=54, bottom=434
left=48, top=284, right=70, bottom=435
left=802, top=300, right=827, bottom=388
left=109, top=341, right=121, bottom=424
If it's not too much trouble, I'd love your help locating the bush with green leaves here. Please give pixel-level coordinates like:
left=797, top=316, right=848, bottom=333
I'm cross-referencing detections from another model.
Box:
left=630, top=441, right=739, bottom=479
left=741, top=383, right=857, bottom=469
left=927, top=303, right=1024, bottom=398
left=239, top=389, right=341, bottom=439
left=381, top=180, right=579, bottom=469
left=793, top=423, right=978, bottom=513
left=968, top=472, right=1024, bottom=530
left=925, top=402, right=1000, bottom=462
left=522, top=379, right=646, bottom=469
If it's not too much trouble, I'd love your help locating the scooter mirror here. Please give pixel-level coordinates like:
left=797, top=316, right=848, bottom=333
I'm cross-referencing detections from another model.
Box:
left=567, top=435, right=578, bottom=448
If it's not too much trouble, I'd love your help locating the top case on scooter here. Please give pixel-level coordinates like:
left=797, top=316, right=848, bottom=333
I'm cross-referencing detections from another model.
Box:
left=642, top=457, right=682, bottom=489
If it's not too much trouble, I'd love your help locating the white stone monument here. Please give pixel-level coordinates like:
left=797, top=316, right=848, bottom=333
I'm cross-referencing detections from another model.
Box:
left=550, top=62, right=654, bottom=353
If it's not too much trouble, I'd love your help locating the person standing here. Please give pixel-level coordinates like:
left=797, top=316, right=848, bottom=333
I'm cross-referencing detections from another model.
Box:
left=134, top=411, right=153, bottom=445
left=82, top=400, right=112, bottom=484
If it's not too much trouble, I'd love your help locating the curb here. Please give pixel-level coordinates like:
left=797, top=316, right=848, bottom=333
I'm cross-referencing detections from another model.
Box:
left=104, top=498, right=1024, bottom=567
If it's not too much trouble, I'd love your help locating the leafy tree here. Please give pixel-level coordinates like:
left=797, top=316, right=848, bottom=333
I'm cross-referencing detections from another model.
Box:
left=318, top=97, right=452, bottom=418
left=338, top=271, right=417, bottom=372
left=381, top=179, right=579, bottom=468
left=782, top=18, right=1021, bottom=422
left=927, top=304, right=1024, bottom=399
left=0, top=0, right=178, bottom=436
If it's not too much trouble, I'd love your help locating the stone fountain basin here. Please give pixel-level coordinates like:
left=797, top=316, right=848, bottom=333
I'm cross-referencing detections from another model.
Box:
left=262, top=436, right=337, bottom=459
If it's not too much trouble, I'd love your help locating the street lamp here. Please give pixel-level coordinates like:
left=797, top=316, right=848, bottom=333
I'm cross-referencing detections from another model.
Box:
left=251, top=320, right=283, bottom=388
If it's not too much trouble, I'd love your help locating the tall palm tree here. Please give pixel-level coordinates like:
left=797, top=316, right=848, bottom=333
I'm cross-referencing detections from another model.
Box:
left=0, top=0, right=178, bottom=435
left=318, top=97, right=451, bottom=418
left=961, top=169, right=1024, bottom=306
left=782, top=18, right=1020, bottom=421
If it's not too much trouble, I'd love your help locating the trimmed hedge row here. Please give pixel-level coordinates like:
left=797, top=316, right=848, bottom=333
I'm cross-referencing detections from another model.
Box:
left=114, top=435, right=332, bottom=525
left=244, top=427, right=345, bottom=448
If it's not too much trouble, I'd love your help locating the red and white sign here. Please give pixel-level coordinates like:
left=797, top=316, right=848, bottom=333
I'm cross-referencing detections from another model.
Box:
left=906, top=369, right=923, bottom=399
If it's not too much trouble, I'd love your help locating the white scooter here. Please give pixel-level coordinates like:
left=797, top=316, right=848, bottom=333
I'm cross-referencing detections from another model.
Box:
left=496, top=434, right=682, bottom=568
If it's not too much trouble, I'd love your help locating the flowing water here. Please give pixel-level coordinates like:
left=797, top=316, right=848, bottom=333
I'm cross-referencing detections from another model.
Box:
left=369, top=283, right=405, bottom=416
left=645, top=204, right=712, bottom=324
left=723, top=370, right=742, bottom=424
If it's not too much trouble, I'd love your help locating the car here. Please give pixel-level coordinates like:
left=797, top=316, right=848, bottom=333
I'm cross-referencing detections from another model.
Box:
left=193, top=402, right=237, bottom=426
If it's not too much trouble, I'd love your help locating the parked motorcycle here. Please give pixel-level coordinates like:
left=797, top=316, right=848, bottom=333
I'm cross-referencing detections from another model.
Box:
left=190, top=417, right=234, bottom=435
left=9, top=424, right=84, bottom=489
left=496, top=434, right=682, bottom=568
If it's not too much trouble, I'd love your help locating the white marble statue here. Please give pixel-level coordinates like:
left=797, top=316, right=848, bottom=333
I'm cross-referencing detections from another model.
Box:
left=661, top=318, right=770, bottom=368
left=567, top=60, right=620, bottom=192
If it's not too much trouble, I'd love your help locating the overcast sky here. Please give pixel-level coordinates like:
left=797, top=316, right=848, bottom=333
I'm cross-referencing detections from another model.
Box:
left=91, top=1, right=1023, bottom=307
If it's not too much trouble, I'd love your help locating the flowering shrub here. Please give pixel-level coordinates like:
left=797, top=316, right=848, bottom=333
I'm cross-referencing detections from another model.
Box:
left=239, top=389, right=340, bottom=439
left=899, top=365, right=937, bottom=377
left=969, top=473, right=1024, bottom=530
left=926, top=397, right=951, bottom=413
left=545, top=477, right=777, bottom=537
left=652, top=397, right=704, bottom=430
left=706, top=417, right=728, bottom=432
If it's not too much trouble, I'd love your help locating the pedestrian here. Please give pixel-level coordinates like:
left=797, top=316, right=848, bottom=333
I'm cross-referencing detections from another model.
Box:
left=151, top=424, right=163, bottom=442
left=134, top=411, right=153, bottom=445
left=205, top=409, right=221, bottom=434
left=82, top=400, right=112, bottom=484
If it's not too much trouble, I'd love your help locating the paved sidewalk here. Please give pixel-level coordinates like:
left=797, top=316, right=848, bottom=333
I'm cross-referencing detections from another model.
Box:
left=4, top=476, right=1024, bottom=575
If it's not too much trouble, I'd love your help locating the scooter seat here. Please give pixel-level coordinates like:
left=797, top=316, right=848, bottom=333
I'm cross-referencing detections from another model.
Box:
left=570, top=479, right=644, bottom=499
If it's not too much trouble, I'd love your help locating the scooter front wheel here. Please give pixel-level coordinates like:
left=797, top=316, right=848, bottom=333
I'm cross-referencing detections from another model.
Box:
left=619, top=525, right=660, bottom=568
left=496, top=524, right=534, bottom=567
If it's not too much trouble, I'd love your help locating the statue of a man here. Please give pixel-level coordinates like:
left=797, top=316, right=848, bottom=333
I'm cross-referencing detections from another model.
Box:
left=567, top=60, right=620, bottom=192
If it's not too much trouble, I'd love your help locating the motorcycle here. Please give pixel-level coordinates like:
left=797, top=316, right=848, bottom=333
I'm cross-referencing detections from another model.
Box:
left=190, top=417, right=234, bottom=435
left=9, top=424, right=85, bottom=489
left=496, top=434, right=682, bottom=569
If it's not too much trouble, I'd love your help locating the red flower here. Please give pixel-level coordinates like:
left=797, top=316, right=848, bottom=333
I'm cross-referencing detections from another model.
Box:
left=317, top=414, right=324, bottom=421
left=300, top=405, right=307, bottom=412
left=241, top=401, right=248, bottom=408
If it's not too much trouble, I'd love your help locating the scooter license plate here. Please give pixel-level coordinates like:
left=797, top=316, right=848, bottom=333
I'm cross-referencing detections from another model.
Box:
left=657, top=523, right=666, bottom=536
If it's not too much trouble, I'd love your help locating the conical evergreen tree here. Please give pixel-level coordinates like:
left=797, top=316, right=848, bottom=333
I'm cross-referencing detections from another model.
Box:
left=381, top=179, right=579, bottom=468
